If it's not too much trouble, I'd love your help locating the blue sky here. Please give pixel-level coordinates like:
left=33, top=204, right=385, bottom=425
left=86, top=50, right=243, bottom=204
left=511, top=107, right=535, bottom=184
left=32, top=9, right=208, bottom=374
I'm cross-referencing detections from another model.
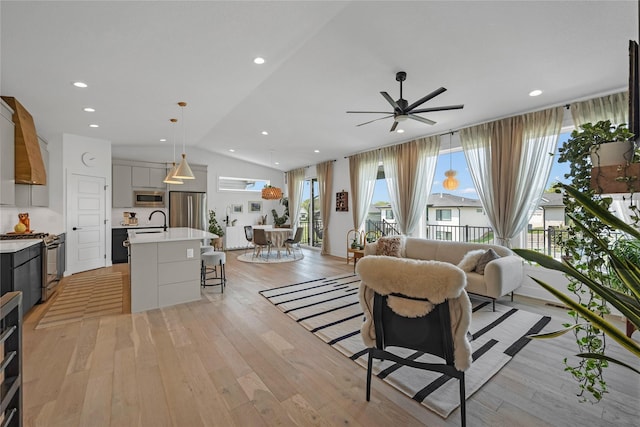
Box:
left=372, top=131, right=572, bottom=202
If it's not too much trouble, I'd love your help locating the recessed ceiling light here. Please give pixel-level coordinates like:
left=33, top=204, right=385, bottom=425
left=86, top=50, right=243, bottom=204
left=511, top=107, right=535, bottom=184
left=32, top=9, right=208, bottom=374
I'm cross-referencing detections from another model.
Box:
left=396, top=129, right=405, bottom=133
left=261, top=131, right=268, bottom=135
left=160, top=138, right=167, bottom=142
left=229, top=149, right=235, bottom=152
left=89, top=124, right=99, bottom=128
left=274, top=162, right=280, bottom=165
left=314, top=149, right=320, bottom=153
left=529, top=89, right=542, bottom=97
left=83, top=107, right=95, bottom=112
left=73, top=81, right=88, bottom=88
left=254, top=57, right=265, bottom=65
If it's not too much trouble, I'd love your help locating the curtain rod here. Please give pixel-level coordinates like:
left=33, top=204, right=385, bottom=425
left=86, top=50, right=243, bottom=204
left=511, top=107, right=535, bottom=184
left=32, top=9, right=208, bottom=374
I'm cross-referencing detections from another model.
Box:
left=343, top=87, right=626, bottom=159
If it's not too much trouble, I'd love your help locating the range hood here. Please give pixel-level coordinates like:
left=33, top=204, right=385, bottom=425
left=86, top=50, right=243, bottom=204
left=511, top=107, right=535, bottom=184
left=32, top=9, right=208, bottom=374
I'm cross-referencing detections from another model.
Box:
left=1, top=96, right=46, bottom=185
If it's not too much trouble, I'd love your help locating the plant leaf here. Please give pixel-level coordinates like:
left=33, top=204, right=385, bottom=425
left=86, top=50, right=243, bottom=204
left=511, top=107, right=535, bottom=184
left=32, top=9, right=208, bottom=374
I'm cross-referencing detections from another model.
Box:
left=527, top=323, right=582, bottom=339
left=530, top=277, right=640, bottom=358
left=576, top=353, right=640, bottom=375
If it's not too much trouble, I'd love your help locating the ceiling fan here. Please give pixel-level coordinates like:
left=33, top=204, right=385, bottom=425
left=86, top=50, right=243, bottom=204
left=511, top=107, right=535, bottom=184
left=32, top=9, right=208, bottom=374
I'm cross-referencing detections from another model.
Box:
left=347, top=71, right=464, bottom=132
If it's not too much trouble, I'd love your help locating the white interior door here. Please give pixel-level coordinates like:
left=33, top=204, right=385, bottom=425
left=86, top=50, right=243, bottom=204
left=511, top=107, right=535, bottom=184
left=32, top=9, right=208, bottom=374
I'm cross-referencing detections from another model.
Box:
left=67, top=173, right=106, bottom=274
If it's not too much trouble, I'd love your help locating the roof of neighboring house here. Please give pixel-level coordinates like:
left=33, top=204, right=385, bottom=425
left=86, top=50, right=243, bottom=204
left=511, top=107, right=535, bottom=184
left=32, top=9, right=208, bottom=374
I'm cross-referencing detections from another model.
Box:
left=427, top=193, right=483, bottom=208
left=538, top=192, right=565, bottom=208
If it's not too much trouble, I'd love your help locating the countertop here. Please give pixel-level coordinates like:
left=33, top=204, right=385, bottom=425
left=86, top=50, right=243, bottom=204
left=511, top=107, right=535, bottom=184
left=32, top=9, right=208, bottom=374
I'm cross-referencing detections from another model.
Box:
left=0, top=239, right=42, bottom=253
left=128, top=227, right=217, bottom=244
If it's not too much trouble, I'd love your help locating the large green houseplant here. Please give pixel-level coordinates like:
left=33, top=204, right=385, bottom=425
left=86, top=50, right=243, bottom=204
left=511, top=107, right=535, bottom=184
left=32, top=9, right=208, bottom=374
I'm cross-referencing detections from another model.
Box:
left=514, top=185, right=640, bottom=378
left=519, top=121, right=637, bottom=402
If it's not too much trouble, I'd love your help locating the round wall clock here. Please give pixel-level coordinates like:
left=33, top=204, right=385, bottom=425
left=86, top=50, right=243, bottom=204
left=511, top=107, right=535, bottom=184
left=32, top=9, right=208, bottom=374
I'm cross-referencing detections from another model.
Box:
left=81, top=151, right=97, bottom=167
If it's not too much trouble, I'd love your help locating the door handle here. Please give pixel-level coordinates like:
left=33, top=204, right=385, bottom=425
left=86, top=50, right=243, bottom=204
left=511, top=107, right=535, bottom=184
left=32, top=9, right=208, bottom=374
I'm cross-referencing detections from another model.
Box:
left=72, top=227, right=82, bottom=231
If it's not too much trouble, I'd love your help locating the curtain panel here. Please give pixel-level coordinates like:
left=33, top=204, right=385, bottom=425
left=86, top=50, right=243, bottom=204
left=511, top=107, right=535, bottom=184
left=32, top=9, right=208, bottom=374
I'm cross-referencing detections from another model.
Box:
left=570, top=91, right=628, bottom=127
left=349, top=150, right=380, bottom=230
left=380, top=136, right=440, bottom=236
left=460, top=106, right=563, bottom=247
left=286, top=168, right=306, bottom=229
left=316, top=160, right=334, bottom=255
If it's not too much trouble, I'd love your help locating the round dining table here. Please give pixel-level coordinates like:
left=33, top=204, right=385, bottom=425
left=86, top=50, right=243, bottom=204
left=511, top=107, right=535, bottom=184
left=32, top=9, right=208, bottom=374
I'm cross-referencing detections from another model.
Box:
left=264, top=228, right=293, bottom=257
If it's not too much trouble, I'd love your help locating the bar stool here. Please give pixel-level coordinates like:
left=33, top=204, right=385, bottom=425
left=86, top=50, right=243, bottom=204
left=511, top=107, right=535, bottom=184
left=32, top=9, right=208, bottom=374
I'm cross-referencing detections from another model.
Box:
left=201, top=251, right=226, bottom=291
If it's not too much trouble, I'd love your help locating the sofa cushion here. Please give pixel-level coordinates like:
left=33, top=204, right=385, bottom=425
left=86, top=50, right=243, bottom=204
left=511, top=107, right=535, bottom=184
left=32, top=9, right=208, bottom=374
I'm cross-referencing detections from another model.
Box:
left=475, top=249, right=501, bottom=274
left=457, top=249, right=486, bottom=272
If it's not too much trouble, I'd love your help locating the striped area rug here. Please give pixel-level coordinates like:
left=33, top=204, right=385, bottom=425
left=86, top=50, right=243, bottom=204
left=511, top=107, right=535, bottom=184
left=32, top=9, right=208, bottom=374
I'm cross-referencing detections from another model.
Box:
left=260, top=274, right=551, bottom=419
left=36, top=272, right=124, bottom=329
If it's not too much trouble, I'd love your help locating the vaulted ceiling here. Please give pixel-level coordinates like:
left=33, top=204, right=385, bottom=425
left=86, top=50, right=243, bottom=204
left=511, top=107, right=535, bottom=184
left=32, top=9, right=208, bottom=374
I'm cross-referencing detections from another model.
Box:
left=1, top=1, right=637, bottom=171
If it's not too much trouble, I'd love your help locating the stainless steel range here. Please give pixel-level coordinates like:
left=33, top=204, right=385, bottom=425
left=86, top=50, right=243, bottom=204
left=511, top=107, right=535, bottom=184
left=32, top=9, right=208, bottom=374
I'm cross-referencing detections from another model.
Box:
left=0, top=232, right=65, bottom=302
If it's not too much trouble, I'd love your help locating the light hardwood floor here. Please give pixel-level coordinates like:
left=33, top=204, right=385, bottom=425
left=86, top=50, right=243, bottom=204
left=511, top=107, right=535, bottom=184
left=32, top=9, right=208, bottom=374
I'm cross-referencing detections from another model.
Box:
left=21, top=248, right=639, bottom=426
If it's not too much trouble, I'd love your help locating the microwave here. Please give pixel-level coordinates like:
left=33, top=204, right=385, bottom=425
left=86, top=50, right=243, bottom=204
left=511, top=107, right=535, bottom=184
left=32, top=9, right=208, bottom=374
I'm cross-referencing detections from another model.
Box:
left=134, top=191, right=165, bottom=207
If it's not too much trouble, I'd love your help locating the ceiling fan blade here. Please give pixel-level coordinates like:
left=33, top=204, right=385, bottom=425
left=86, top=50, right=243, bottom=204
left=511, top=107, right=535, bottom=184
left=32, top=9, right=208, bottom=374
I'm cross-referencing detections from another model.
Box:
left=356, top=115, right=394, bottom=127
left=410, top=104, right=464, bottom=114
left=346, top=110, right=394, bottom=114
left=405, top=87, right=447, bottom=112
left=389, top=121, right=398, bottom=132
left=380, top=91, right=401, bottom=111
left=408, top=114, right=436, bottom=126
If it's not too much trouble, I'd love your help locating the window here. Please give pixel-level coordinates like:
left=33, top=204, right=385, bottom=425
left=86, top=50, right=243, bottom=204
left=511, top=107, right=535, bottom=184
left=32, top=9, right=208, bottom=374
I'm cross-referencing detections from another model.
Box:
left=385, top=209, right=394, bottom=220
left=436, top=209, right=452, bottom=221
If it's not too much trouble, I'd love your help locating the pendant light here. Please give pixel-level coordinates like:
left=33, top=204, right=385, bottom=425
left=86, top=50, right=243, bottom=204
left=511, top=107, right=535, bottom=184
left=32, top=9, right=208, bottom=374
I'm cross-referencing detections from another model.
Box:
left=261, top=150, right=283, bottom=200
left=443, top=131, right=459, bottom=190
left=173, top=101, right=195, bottom=179
left=163, top=118, right=184, bottom=185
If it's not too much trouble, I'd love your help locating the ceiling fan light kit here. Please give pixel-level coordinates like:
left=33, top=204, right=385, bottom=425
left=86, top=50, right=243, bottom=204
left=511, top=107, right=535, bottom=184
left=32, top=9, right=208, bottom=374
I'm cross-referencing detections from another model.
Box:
left=347, top=71, right=464, bottom=132
left=174, top=101, right=195, bottom=180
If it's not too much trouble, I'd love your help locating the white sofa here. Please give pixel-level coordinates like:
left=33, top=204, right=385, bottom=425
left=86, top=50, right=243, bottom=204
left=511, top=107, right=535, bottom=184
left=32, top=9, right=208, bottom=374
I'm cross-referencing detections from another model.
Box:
left=364, top=237, right=524, bottom=306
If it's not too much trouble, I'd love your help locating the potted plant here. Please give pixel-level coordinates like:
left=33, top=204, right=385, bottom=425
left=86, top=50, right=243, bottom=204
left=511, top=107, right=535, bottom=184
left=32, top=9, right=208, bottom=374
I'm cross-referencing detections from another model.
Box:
left=271, top=209, right=288, bottom=227
left=568, top=120, right=636, bottom=167
left=514, top=185, right=640, bottom=384
left=208, top=210, right=225, bottom=249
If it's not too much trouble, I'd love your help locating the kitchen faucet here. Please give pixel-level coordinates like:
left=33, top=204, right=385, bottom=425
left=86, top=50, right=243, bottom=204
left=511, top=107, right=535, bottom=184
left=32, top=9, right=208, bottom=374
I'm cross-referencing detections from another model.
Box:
left=149, top=210, right=167, bottom=231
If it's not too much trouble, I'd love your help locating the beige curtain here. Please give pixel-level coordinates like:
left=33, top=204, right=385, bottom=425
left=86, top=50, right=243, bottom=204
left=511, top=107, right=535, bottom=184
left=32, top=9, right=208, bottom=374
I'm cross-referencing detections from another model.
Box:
left=380, top=136, right=440, bottom=235
left=349, top=150, right=379, bottom=230
left=286, top=168, right=306, bottom=230
left=316, top=160, right=333, bottom=255
left=460, top=106, right=563, bottom=247
left=570, top=91, right=628, bottom=127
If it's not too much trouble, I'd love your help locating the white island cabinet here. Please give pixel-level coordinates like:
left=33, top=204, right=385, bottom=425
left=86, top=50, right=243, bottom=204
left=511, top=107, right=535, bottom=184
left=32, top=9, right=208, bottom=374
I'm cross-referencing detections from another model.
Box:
left=128, top=227, right=217, bottom=313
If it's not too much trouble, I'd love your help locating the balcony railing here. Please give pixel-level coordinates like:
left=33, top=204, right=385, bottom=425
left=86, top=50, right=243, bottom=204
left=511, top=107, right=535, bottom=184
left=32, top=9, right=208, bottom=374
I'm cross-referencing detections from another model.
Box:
left=424, top=224, right=572, bottom=258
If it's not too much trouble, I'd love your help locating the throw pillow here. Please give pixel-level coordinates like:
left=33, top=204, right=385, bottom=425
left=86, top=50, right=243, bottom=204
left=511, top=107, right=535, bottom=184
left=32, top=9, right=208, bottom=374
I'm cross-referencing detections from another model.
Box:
left=457, top=249, right=486, bottom=272
left=474, top=249, right=501, bottom=274
left=375, top=236, right=403, bottom=257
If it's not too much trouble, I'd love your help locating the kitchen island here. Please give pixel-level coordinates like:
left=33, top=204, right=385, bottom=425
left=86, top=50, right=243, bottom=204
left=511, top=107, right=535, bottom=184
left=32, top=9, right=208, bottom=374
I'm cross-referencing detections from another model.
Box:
left=128, top=227, right=216, bottom=313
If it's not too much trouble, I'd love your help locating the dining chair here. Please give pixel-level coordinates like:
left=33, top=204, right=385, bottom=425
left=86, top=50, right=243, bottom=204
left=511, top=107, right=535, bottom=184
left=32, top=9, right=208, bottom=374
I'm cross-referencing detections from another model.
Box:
left=244, top=225, right=254, bottom=255
left=284, top=227, right=304, bottom=259
left=252, top=228, right=272, bottom=260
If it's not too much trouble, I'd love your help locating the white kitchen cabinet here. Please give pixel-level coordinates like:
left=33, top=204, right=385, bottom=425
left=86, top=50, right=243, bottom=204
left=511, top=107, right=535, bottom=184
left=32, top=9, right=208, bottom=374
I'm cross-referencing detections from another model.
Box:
left=112, top=164, right=132, bottom=208
left=132, top=166, right=166, bottom=188
left=15, top=137, right=49, bottom=207
left=0, top=101, right=15, bottom=206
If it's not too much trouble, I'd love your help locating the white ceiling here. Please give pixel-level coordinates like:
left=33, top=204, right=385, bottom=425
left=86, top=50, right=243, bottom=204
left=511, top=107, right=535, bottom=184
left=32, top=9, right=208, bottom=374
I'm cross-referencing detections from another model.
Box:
left=1, top=1, right=638, bottom=171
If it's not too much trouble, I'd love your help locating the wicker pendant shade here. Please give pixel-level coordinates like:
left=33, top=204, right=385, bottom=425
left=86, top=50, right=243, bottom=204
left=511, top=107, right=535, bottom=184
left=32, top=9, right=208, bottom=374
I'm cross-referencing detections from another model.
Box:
left=262, top=186, right=283, bottom=200
left=443, top=131, right=459, bottom=190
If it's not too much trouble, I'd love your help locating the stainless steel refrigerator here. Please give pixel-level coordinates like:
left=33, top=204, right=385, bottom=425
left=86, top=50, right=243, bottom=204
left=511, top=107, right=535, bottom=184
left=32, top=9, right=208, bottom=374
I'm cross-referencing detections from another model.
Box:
left=169, top=191, right=207, bottom=230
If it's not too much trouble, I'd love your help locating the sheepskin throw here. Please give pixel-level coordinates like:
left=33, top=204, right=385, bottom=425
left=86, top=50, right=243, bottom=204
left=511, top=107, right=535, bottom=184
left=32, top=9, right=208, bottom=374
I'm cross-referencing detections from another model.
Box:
left=457, top=249, right=486, bottom=272
left=356, top=255, right=473, bottom=371
left=475, top=249, right=501, bottom=274
left=375, top=235, right=404, bottom=257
